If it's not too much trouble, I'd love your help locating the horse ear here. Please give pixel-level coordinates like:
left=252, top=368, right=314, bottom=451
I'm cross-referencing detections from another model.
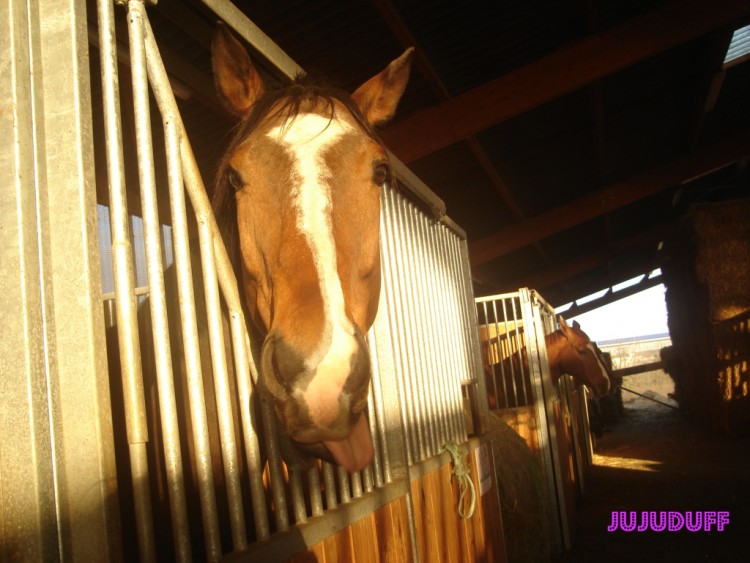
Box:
left=572, top=320, right=581, bottom=331
left=352, top=48, right=414, bottom=127
left=212, top=23, right=265, bottom=118
left=558, top=315, right=572, bottom=336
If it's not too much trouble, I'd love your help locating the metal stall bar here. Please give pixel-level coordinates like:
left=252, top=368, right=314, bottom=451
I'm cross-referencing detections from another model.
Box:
left=421, top=213, right=453, bottom=445
left=436, top=223, right=464, bottom=443
left=2, top=0, right=122, bottom=559
left=197, top=217, right=248, bottom=546
left=124, top=3, right=192, bottom=559
left=140, top=8, right=288, bottom=542
left=228, top=315, right=271, bottom=538
left=380, top=189, right=419, bottom=465
left=410, top=206, right=442, bottom=454
left=445, top=225, right=474, bottom=443
left=164, top=116, right=224, bottom=561
left=522, top=289, right=569, bottom=552
left=540, top=292, right=589, bottom=489
left=393, top=194, right=432, bottom=461
left=1, top=4, right=58, bottom=560
left=510, top=296, right=529, bottom=405
left=95, top=0, right=156, bottom=559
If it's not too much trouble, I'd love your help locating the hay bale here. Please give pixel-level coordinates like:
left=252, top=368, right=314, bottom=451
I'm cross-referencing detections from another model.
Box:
left=662, top=198, right=750, bottom=434
left=691, top=200, right=750, bottom=322
left=489, top=411, right=551, bottom=563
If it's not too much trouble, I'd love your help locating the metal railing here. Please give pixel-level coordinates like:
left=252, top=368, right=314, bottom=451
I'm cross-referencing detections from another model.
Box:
left=93, top=0, right=486, bottom=561
left=475, top=288, right=590, bottom=554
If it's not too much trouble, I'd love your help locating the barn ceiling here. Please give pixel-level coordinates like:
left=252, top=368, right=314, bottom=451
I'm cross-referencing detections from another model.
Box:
left=90, top=0, right=750, bottom=312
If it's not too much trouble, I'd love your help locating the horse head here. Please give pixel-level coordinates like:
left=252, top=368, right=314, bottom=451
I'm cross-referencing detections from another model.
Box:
left=211, top=24, right=412, bottom=472
left=550, top=316, right=611, bottom=397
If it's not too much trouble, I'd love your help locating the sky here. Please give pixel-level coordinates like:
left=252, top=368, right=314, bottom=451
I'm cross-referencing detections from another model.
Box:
left=565, top=283, right=670, bottom=343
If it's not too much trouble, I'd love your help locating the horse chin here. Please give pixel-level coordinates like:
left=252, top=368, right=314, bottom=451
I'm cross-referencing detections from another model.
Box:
left=260, top=328, right=375, bottom=472
left=278, top=414, right=374, bottom=472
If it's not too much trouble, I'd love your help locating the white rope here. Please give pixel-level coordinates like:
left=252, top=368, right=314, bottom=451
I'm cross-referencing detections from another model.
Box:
left=443, top=442, right=476, bottom=520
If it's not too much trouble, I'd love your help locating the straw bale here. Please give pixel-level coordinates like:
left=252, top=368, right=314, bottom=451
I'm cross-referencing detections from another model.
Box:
left=662, top=198, right=750, bottom=434
left=691, top=199, right=750, bottom=322
left=489, top=411, right=551, bottom=563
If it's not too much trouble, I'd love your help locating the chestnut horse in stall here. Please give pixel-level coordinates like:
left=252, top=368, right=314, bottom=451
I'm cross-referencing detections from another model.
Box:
left=485, top=316, right=611, bottom=409
left=109, top=24, right=413, bottom=559
left=210, top=24, right=413, bottom=472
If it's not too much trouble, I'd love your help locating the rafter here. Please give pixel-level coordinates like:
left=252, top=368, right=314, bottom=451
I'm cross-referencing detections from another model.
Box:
left=563, top=274, right=664, bottom=318
left=548, top=254, right=664, bottom=308
left=381, top=0, right=750, bottom=163
left=468, top=130, right=750, bottom=267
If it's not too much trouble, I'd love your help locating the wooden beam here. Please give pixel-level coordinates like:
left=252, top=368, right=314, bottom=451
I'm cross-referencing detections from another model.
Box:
left=468, top=130, right=750, bottom=267
left=614, top=361, right=665, bottom=378
left=381, top=0, right=750, bottom=163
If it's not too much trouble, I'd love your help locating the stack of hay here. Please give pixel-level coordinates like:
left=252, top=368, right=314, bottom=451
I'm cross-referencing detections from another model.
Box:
left=662, top=198, right=750, bottom=434
left=489, top=411, right=552, bottom=563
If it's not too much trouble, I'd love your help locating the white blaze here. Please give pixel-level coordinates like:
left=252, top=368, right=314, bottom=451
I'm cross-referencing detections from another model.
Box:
left=267, top=113, right=358, bottom=427
left=587, top=342, right=610, bottom=391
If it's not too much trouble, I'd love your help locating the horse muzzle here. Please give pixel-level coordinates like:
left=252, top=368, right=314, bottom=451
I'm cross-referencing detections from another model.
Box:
left=259, top=327, right=374, bottom=471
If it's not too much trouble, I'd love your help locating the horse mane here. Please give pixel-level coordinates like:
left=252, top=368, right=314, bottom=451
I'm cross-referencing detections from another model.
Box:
left=212, top=76, right=384, bottom=282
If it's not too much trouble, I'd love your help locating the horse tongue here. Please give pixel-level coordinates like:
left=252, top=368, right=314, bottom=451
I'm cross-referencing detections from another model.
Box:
left=323, top=413, right=373, bottom=473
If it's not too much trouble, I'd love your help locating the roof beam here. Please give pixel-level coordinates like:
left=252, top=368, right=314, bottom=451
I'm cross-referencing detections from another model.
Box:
left=468, top=130, right=750, bottom=267
left=381, top=0, right=750, bottom=163
left=372, top=0, right=532, bottom=222
left=564, top=274, right=664, bottom=318
left=548, top=255, right=664, bottom=308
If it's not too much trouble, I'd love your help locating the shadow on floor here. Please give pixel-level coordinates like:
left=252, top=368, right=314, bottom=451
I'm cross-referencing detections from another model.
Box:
left=556, top=398, right=750, bottom=563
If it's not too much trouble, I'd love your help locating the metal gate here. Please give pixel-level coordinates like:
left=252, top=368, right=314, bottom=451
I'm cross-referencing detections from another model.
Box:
left=1, top=1, right=494, bottom=561
left=476, top=288, right=591, bottom=554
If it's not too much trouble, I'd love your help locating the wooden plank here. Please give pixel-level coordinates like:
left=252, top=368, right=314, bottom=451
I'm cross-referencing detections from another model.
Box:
left=409, top=476, right=428, bottom=562
left=322, top=524, right=351, bottom=563
left=470, top=444, right=506, bottom=563
left=348, top=512, right=379, bottom=563
left=287, top=543, right=325, bottom=563
left=613, top=360, right=665, bottom=378
left=381, top=0, right=750, bottom=163
left=454, top=454, right=478, bottom=563
left=373, top=495, right=411, bottom=563
left=438, top=464, right=460, bottom=563
left=423, top=470, right=443, bottom=563
left=469, top=130, right=750, bottom=266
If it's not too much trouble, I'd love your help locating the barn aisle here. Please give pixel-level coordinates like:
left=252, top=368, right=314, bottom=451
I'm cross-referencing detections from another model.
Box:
left=556, top=395, right=750, bottom=562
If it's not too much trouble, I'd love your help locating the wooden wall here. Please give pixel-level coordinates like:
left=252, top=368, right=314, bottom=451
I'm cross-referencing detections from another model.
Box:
left=289, top=440, right=505, bottom=562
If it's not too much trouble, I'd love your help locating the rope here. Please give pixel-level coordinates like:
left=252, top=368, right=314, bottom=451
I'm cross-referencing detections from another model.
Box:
left=620, top=386, right=679, bottom=410
left=443, top=442, right=476, bottom=520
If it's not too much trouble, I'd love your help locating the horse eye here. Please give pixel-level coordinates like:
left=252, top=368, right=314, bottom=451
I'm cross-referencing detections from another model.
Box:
left=373, top=162, right=390, bottom=186
left=228, top=167, right=244, bottom=191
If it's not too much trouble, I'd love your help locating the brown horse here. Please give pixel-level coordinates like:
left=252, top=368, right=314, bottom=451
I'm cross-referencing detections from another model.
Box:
left=547, top=317, right=611, bottom=395
left=211, top=25, right=413, bottom=472
left=486, top=316, right=611, bottom=408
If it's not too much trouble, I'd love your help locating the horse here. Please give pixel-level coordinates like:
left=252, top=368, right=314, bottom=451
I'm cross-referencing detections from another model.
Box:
left=106, top=24, right=413, bottom=559
left=210, top=24, right=413, bottom=472
left=587, top=346, right=624, bottom=437
left=485, top=316, right=611, bottom=409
